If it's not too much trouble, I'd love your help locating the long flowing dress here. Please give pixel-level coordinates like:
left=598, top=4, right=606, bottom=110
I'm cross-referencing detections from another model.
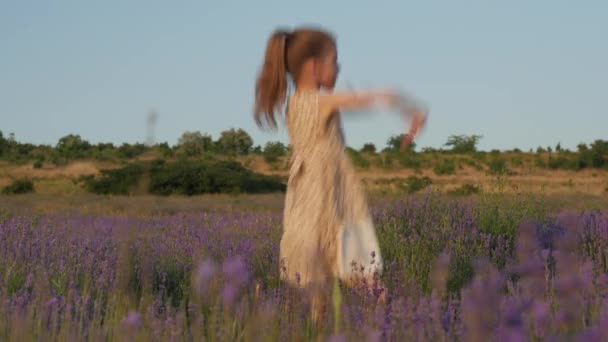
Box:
left=279, top=89, right=383, bottom=290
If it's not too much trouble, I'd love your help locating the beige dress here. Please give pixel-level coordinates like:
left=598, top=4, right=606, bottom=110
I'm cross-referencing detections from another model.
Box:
left=280, top=89, right=383, bottom=289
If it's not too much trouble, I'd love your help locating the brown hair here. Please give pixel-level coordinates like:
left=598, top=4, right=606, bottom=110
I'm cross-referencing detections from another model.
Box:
left=254, top=27, right=336, bottom=128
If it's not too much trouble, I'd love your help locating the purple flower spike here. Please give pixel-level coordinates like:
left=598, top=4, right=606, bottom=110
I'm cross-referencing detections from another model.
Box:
left=222, top=284, right=238, bottom=307
left=121, top=311, right=142, bottom=330
left=222, top=255, right=249, bottom=288
left=194, top=259, right=216, bottom=296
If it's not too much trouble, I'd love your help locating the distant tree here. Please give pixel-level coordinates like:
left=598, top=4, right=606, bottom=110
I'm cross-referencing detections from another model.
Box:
left=216, top=128, right=253, bottom=155
left=56, top=134, right=91, bottom=159
left=156, top=142, right=173, bottom=157
left=556, top=142, right=562, bottom=152
left=547, top=146, right=552, bottom=153
left=177, top=131, right=214, bottom=157
left=263, top=141, right=287, bottom=163
left=536, top=146, right=545, bottom=153
left=0, top=130, right=8, bottom=157
left=360, top=143, right=376, bottom=154
left=386, top=134, right=416, bottom=152
left=444, top=134, right=482, bottom=153
left=252, top=145, right=263, bottom=154
left=589, top=140, right=608, bottom=168
left=118, top=143, right=147, bottom=159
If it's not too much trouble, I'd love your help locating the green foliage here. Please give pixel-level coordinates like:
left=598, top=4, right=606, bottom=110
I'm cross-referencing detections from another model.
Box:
left=216, top=128, right=253, bottom=155
left=578, top=140, right=608, bottom=169
left=360, top=143, right=376, bottom=154
left=448, top=183, right=481, bottom=196
left=117, top=143, right=147, bottom=159
left=0, top=130, right=7, bottom=157
left=547, top=155, right=578, bottom=170
left=433, top=159, right=456, bottom=175
left=444, top=134, right=482, bottom=153
left=488, top=157, right=510, bottom=175
left=156, top=142, right=173, bottom=158
left=386, top=134, right=416, bottom=152
left=382, top=154, right=394, bottom=169
left=532, top=156, right=545, bottom=169
left=263, top=141, right=287, bottom=164
left=80, top=163, right=145, bottom=195
left=346, top=148, right=370, bottom=169
left=510, top=156, right=523, bottom=167
left=56, top=134, right=92, bottom=159
left=397, top=152, right=422, bottom=169
left=2, top=179, right=35, bottom=195
left=149, top=160, right=285, bottom=196
left=177, top=131, right=214, bottom=157
left=405, top=176, right=432, bottom=193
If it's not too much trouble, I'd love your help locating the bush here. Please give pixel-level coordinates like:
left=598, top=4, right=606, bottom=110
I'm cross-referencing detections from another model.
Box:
left=510, top=156, right=523, bottom=167
left=488, top=158, right=510, bottom=175
left=263, top=141, right=287, bottom=164
left=448, top=183, right=481, bottom=196
left=534, top=155, right=546, bottom=168
left=405, top=176, right=432, bottom=193
left=382, top=154, right=394, bottom=169
left=2, top=179, right=34, bottom=194
left=117, top=143, right=147, bottom=159
left=216, top=129, right=253, bottom=156
left=149, top=160, right=285, bottom=196
left=547, top=155, right=577, bottom=170
left=80, top=163, right=145, bottom=195
left=444, top=135, right=482, bottom=153
left=346, top=148, right=370, bottom=169
left=397, top=153, right=422, bottom=169
left=433, top=159, right=456, bottom=175
left=33, top=160, right=43, bottom=169
left=361, top=143, right=376, bottom=154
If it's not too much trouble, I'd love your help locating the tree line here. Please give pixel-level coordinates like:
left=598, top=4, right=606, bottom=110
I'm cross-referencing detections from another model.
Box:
left=1, top=129, right=607, bottom=170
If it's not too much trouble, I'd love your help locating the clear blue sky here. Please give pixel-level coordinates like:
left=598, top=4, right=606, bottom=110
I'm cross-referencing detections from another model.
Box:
left=1, top=1, right=606, bottom=151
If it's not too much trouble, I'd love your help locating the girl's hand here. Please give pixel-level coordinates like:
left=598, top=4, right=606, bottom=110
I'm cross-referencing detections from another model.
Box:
left=400, top=110, right=427, bottom=152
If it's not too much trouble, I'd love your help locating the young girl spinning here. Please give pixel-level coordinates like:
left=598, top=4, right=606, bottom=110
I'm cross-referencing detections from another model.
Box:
left=254, top=26, right=427, bottom=321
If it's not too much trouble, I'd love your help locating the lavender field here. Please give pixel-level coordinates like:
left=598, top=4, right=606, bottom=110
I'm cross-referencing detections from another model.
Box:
left=1, top=193, right=608, bottom=341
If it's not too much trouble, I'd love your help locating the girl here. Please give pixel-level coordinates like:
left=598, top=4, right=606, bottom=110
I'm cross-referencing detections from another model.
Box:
left=254, top=26, right=426, bottom=319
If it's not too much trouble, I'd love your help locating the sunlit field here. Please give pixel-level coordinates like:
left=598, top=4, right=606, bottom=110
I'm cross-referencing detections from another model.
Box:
left=1, top=192, right=607, bottom=341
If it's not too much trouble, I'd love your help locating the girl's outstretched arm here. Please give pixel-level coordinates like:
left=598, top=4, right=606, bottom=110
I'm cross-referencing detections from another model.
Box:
left=320, top=88, right=428, bottom=151
left=319, top=89, right=399, bottom=117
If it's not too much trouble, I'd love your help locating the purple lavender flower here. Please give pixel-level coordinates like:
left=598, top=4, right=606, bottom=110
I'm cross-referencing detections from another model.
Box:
left=121, top=311, right=142, bottom=330
left=222, top=255, right=249, bottom=288
left=194, top=259, right=216, bottom=296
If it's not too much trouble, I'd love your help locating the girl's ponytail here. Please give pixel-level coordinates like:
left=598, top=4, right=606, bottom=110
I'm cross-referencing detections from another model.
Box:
left=254, top=30, right=290, bottom=128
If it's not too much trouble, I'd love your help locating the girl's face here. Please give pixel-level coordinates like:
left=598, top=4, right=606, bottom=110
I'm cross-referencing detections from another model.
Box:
left=315, top=47, right=339, bottom=89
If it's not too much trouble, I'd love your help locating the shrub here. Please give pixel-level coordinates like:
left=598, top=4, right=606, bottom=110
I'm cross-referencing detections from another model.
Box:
left=510, top=156, right=523, bottom=167
left=263, top=141, right=287, bottom=164
left=488, top=158, right=510, bottom=175
left=547, top=155, right=577, bottom=170
left=382, top=154, right=394, bottom=169
left=2, top=179, right=34, bottom=194
left=405, top=176, right=432, bottom=193
left=149, top=160, right=285, bottom=196
left=448, top=183, right=481, bottom=196
left=433, top=159, right=456, bottom=175
left=346, top=148, right=370, bottom=169
left=444, top=135, right=482, bottom=153
left=80, top=163, right=145, bottom=195
left=397, top=153, right=422, bottom=169
left=360, top=143, right=376, bottom=154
